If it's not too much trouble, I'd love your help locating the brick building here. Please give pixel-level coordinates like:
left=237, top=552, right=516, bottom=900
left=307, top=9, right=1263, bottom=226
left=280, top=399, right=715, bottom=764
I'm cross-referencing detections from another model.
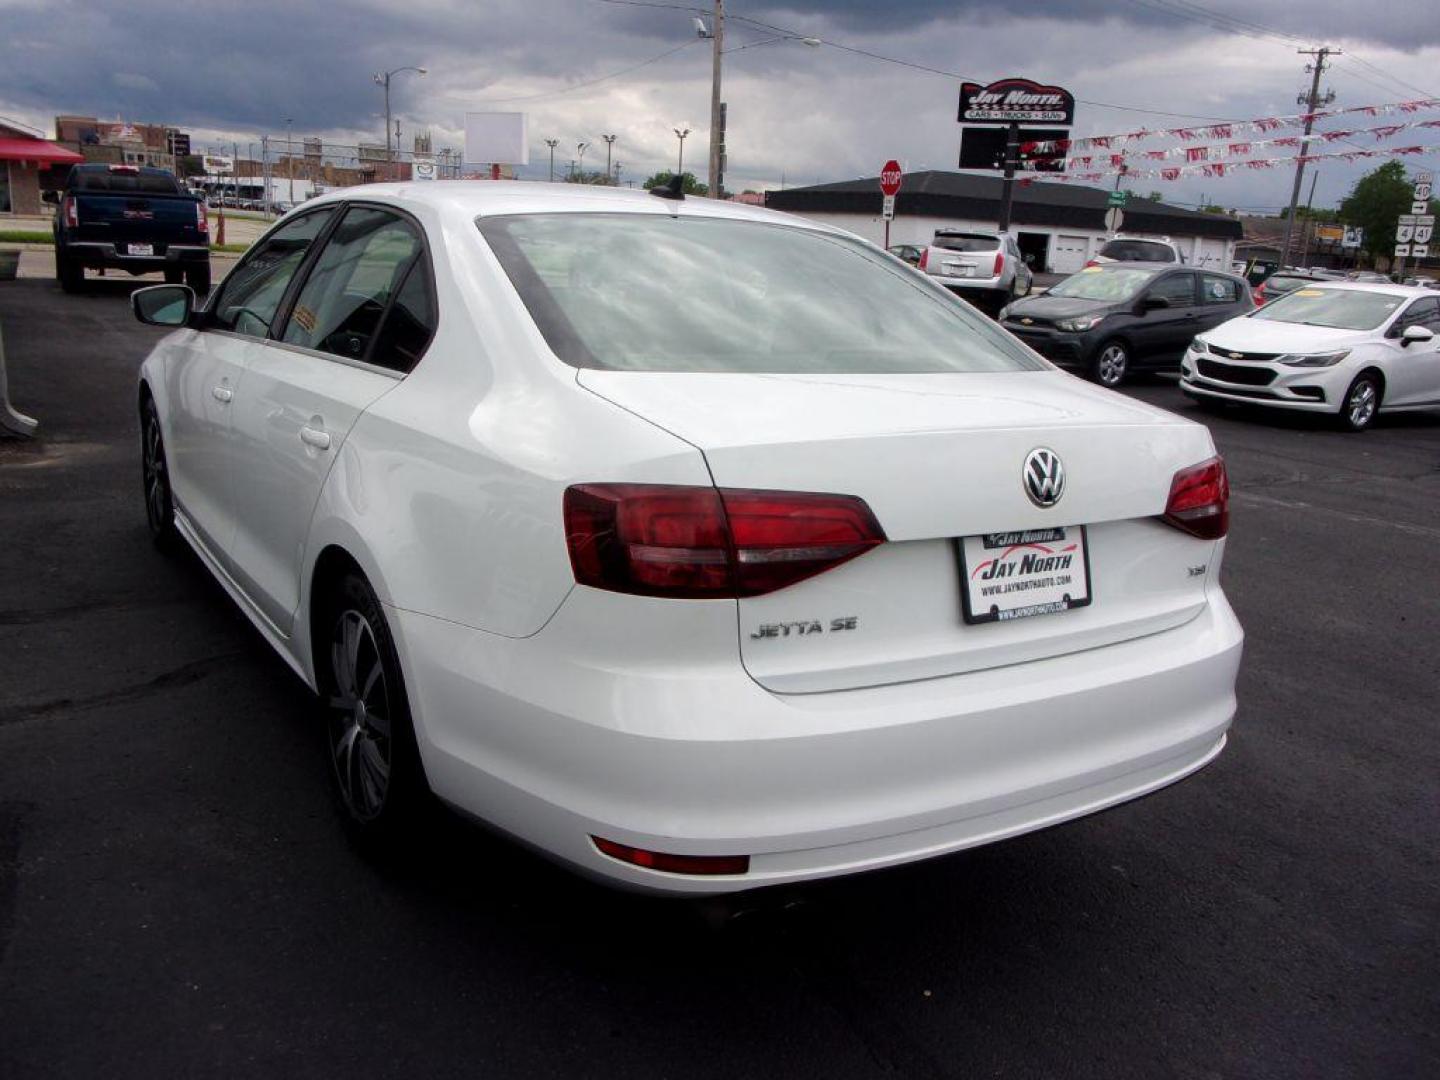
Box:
left=0, top=118, right=83, bottom=216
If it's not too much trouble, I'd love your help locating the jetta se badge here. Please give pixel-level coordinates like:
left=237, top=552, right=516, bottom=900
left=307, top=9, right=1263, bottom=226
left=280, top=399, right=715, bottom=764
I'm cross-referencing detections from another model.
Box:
left=1023, top=447, right=1065, bottom=507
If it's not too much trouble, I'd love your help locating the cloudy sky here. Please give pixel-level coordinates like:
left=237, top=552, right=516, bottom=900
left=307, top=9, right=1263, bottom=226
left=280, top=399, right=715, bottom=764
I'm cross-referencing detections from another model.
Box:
left=2, top=0, right=1438, bottom=213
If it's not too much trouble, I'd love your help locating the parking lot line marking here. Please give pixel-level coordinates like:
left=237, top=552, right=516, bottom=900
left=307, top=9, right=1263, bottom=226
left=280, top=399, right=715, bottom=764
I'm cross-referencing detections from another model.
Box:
left=1234, top=490, right=1440, bottom=539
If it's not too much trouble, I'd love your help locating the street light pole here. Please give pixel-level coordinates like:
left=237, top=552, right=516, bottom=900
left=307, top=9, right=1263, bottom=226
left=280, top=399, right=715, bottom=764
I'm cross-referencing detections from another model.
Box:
left=674, top=127, right=690, bottom=178
left=577, top=142, right=589, bottom=180
left=602, top=134, right=616, bottom=184
left=707, top=0, right=724, bottom=198
left=372, top=66, right=427, bottom=164
left=545, top=138, right=559, bottom=182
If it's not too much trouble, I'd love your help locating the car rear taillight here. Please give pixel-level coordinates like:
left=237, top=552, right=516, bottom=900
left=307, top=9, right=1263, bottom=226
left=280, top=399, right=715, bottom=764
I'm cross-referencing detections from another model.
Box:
left=63, top=196, right=78, bottom=228
left=1162, top=456, right=1229, bottom=540
left=1252, top=284, right=1265, bottom=305
left=195, top=200, right=208, bottom=235
left=563, top=483, right=886, bottom=598
left=993, top=251, right=1005, bottom=276
left=592, top=837, right=749, bottom=876
left=917, top=247, right=929, bottom=271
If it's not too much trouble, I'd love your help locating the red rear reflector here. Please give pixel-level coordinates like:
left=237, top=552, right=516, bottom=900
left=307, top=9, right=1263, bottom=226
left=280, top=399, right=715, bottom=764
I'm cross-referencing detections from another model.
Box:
left=63, top=196, right=78, bottom=228
left=1083, top=259, right=1098, bottom=268
left=592, top=836, right=749, bottom=876
left=993, top=251, right=1005, bottom=276
left=196, top=200, right=209, bottom=235
left=563, top=484, right=885, bottom=599
left=917, top=247, right=929, bottom=270
left=1163, top=456, right=1229, bottom=540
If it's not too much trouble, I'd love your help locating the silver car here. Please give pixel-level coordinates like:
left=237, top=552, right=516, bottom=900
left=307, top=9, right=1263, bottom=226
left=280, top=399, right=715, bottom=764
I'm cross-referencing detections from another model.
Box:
left=917, top=230, right=1032, bottom=312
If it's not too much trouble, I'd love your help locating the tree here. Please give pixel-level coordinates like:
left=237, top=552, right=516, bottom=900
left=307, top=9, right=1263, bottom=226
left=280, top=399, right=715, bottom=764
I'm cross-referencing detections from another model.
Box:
left=642, top=170, right=708, bottom=196
left=1339, top=160, right=1432, bottom=261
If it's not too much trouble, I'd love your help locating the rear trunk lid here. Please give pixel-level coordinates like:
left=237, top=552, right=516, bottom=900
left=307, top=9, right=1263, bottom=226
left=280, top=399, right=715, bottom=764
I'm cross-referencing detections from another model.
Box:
left=71, top=193, right=204, bottom=250
left=579, top=369, right=1221, bottom=693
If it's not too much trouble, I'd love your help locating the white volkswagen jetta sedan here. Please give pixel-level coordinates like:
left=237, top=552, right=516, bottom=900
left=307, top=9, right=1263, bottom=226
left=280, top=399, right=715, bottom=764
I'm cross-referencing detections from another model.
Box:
left=1181, top=282, right=1440, bottom=430
left=130, top=182, right=1242, bottom=894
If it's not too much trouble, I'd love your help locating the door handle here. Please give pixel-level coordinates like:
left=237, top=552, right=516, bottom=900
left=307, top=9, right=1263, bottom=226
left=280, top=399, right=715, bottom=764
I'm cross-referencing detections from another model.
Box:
left=299, top=425, right=331, bottom=450
left=211, top=386, right=232, bottom=403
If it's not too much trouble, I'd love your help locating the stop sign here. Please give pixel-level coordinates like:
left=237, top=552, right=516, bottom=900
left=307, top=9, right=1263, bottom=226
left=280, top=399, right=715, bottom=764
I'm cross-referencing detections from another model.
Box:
left=879, top=160, right=903, bottom=197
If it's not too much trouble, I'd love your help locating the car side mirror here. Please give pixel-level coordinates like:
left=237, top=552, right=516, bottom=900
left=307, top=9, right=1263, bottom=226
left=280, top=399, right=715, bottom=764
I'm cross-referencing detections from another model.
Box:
left=1401, top=324, right=1435, bottom=346
left=1142, top=295, right=1171, bottom=310
left=132, top=284, right=195, bottom=327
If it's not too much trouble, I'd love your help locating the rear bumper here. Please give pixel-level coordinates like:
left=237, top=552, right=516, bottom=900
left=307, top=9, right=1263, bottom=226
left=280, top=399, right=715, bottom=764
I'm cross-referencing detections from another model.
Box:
left=391, top=588, right=1244, bottom=895
left=60, top=241, right=210, bottom=271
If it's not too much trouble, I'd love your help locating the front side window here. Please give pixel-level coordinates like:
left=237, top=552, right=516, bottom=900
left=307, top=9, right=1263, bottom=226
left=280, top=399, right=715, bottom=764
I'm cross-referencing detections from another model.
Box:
left=479, top=213, right=1045, bottom=374
left=1202, top=274, right=1241, bottom=305
left=209, top=209, right=334, bottom=337
left=280, top=206, right=422, bottom=363
left=1148, top=272, right=1197, bottom=306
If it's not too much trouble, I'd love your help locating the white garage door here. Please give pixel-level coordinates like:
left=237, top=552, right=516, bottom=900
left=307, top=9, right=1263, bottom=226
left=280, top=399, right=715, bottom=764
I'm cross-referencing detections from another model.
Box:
left=1051, top=234, right=1091, bottom=274
left=1195, top=239, right=1227, bottom=269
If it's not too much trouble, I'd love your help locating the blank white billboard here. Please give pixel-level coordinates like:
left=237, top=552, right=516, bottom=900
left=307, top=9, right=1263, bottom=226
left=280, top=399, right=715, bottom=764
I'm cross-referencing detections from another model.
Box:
left=464, top=112, right=529, bottom=165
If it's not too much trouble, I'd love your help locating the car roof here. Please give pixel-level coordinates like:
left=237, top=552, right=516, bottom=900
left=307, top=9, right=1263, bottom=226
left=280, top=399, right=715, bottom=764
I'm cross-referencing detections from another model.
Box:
left=293, top=179, right=838, bottom=234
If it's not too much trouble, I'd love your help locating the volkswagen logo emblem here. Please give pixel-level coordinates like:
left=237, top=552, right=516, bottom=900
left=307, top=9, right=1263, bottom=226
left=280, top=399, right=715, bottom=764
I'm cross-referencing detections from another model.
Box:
left=1023, top=447, right=1065, bottom=508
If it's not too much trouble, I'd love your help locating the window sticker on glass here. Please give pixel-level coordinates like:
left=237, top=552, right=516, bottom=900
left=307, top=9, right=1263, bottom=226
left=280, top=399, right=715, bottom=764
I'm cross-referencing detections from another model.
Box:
left=1081, top=266, right=1103, bottom=273
left=292, top=305, right=317, bottom=334
left=1295, top=288, right=1325, bottom=297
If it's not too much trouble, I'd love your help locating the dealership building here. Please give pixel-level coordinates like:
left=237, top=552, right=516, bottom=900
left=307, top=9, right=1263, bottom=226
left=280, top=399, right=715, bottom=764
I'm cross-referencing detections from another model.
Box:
left=765, top=170, right=1243, bottom=274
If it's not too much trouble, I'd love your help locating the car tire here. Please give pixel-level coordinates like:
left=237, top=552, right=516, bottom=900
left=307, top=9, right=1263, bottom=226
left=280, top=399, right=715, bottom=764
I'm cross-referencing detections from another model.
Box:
left=163, top=268, right=184, bottom=285
left=185, top=263, right=212, bottom=295
left=140, top=396, right=179, bottom=550
left=1337, top=373, right=1381, bottom=432
left=57, top=251, right=84, bottom=293
left=1091, top=340, right=1130, bottom=388
left=320, top=572, right=428, bottom=848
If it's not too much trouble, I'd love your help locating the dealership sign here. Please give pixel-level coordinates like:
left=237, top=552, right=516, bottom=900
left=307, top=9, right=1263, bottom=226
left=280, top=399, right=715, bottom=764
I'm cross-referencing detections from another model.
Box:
left=958, top=78, right=1075, bottom=125
left=202, top=154, right=233, bottom=175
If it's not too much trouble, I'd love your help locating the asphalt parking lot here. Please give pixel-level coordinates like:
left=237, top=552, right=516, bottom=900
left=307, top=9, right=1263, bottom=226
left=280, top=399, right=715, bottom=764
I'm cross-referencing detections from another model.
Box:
left=1, top=276, right=1436, bottom=1078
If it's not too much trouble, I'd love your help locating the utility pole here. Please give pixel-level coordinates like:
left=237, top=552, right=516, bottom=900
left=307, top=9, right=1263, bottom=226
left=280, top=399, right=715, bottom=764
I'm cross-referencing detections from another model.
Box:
left=1280, top=46, right=1338, bottom=269
left=1300, top=170, right=1319, bottom=267
left=602, top=134, right=617, bottom=184
left=674, top=127, right=690, bottom=177
left=577, top=142, right=589, bottom=181
left=996, top=122, right=1020, bottom=233
left=286, top=118, right=294, bottom=205
left=707, top=0, right=724, bottom=198
left=545, top=138, right=558, bottom=182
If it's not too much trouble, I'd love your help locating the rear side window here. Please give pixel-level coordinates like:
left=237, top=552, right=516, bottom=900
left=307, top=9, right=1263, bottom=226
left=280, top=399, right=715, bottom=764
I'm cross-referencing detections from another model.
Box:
left=1101, top=240, right=1175, bottom=262
left=1149, top=272, right=1197, bottom=305
left=1202, top=274, right=1241, bottom=304
left=368, top=259, right=437, bottom=373
left=280, top=207, right=422, bottom=363
left=210, top=208, right=335, bottom=337
left=72, top=170, right=183, bottom=195
left=932, top=233, right=999, bottom=252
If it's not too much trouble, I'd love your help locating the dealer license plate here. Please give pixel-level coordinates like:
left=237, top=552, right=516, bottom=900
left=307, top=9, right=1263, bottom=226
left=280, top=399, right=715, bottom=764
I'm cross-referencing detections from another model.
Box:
left=943, top=261, right=973, bottom=277
left=128, top=243, right=154, bottom=256
left=959, top=526, right=1092, bottom=624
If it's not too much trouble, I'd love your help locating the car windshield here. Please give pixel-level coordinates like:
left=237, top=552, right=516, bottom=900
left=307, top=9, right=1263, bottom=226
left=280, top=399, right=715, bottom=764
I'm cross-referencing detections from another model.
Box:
left=1252, top=287, right=1405, bottom=330
left=1100, top=240, right=1174, bottom=262
left=931, top=233, right=999, bottom=252
left=1047, top=265, right=1156, bottom=301
left=478, top=213, right=1046, bottom=374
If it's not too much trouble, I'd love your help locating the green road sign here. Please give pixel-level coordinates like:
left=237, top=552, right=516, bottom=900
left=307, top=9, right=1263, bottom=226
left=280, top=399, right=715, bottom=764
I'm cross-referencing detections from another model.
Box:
left=1107, top=191, right=1128, bottom=208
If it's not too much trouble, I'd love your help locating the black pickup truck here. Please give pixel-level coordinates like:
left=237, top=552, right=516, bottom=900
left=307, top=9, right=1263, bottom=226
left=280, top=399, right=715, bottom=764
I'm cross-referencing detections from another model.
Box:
left=45, top=164, right=211, bottom=293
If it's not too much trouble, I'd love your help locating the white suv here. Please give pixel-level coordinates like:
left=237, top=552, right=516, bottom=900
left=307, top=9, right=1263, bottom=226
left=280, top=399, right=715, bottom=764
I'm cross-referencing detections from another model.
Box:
left=918, top=230, right=1033, bottom=311
left=1091, top=235, right=1187, bottom=266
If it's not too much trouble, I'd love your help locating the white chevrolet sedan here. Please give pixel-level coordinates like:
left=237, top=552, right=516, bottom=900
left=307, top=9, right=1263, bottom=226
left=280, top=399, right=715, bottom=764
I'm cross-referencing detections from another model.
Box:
left=130, top=182, right=1242, bottom=894
left=1181, top=282, right=1440, bottom=430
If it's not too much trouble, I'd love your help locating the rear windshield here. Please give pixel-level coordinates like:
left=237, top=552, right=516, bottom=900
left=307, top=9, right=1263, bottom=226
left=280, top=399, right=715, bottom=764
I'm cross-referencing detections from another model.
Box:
left=478, top=213, right=1045, bottom=374
left=1253, top=288, right=1405, bottom=330
left=1099, top=240, right=1175, bottom=262
left=931, top=233, right=999, bottom=252
left=1047, top=265, right=1157, bottom=301
left=73, top=170, right=184, bottom=195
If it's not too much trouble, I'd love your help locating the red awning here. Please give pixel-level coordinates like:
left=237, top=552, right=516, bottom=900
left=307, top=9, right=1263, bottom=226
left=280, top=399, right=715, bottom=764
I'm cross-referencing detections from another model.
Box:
left=0, top=138, right=85, bottom=165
